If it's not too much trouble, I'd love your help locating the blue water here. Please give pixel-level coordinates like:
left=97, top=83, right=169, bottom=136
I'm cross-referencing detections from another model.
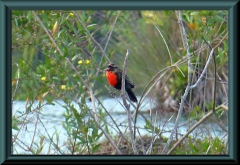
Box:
left=12, top=98, right=228, bottom=154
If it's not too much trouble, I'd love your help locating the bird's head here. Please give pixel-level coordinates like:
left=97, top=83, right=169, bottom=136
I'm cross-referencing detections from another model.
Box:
left=104, top=63, right=118, bottom=72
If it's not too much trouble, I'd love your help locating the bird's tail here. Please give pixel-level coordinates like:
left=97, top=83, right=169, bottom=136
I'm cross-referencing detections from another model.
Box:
left=126, top=88, right=138, bottom=102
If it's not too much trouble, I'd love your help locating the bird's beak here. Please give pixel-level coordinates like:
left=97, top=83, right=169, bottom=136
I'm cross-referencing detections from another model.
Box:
left=103, top=65, right=110, bottom=71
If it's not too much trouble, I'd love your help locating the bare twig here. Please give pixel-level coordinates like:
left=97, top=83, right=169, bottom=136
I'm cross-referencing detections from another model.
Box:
left=94, top=96, right=124, bottom=135
left=162, top=10, right=192, bottom=154
left=88, top=111, right=122, bottom=154
left=38, top=117, right=64, bottom=154
left=167, top=107, right=224, bottom=154
left=133, top=67, right=170, bottom=138
left=29, top=110, right=40, bottom=151
left=162, top=11, right=214, bottom=154
left=121, top=50, right=139, bottom=154
left=146, top=115, right=173, bottom=154
left=202, top=37, right=216, bottom=114
left=14, top=138, right=33, bottom=153
left=189, top=49, right=214, bottom=89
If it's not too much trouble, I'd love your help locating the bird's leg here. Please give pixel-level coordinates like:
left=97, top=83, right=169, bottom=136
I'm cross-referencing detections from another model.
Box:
left=110, top=90, right=119, bottom=98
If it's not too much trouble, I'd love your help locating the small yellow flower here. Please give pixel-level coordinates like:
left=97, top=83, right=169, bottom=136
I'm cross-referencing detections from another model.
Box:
left=78, top=60, right=83, bottom=65
left=85, top=60, right=90, bottom=64
left=61, top=85, right=66, bottom=90
left=69, top=12, right=74, bottom=16
left=41, top=77, right=46, bottom=81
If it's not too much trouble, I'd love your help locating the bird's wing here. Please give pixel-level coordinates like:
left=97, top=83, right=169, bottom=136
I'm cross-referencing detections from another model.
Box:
left=125, top=75, right=135, bottom=88
left=116, top=68, right=135, bottom=89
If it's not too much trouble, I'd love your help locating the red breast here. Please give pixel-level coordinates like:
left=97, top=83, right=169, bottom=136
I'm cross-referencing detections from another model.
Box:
left=106, top=70, right=118, bottom=87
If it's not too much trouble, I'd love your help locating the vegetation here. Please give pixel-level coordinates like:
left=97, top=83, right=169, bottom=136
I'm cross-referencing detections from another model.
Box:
left=12, top=10, right=228, bottom=155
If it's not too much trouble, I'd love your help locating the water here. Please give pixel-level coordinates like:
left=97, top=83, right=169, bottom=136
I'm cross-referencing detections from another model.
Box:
left=12, top=98, right=228, bottom=154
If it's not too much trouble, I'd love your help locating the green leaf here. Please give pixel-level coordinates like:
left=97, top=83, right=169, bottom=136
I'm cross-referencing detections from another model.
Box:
left=71, top=54, right=81, bottom=61
left=190, top=11, right=199, bottom=16
left=201, top=140, right=210, bottom=151
left=39, top=136, right=45, bottom=146
left=14, top=18, right=19, bottom=27
left=185, top=14, right=190, bottom=23
left=189, top=141, right=198, bottom=153
left=92, top=144, right=101, bottom=153
left=12, top=123, right=20, bottom=131
left=87, top=24, right=97, bottom=31
left=92, top=127, right=98, bottom=139
left=88, top=135, right=93, bottom=143
left=36, top=146, right=43, bottom=154
left=64, top=47, right=69, bottom=57
left=215, top=15, right=227, bottom=22
left=80, top=11, right=86, bottom=22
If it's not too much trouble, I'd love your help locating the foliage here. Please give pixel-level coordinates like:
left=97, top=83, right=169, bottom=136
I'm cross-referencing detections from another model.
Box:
left=62, top=101, right=105, bottom=154
left=12, top=10, right=228, bottom=155
left=12, top=10, right=107, bottom=154
left=173, top=136, right=225, bottom=155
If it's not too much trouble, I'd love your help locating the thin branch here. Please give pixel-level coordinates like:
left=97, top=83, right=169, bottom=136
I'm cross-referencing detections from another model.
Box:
left=133, top=66, right=170, bottom=138
left=161, top=10, right=194, bottom=154
left=167, top=107, right=224, bottom=154
left=146, top=115, right=173, bottom=155
left=38, top=117, right=64, bottom=154
left=189, top=49, right=214, bottom=89
left=32, top=11, right=63, bottom=57
left=121, top=49, right=139, bottom=154
left=152, top=22, right=173, bottom=65
left=94, top=96, right=124, bottom=135
left=88, top=111, right=122, bottom=154
left=71, top=127, right=78, bottom=155
left=162, top=11, right=216, bottom=154
left=104, top=11, right=121, bottom=52
left=73, top=11, right=111, bottom=64
left=202, top=37, right=216, bottom=113
left=173, top=64, right=186, bottom=77
left=29, top=110, right=40, bottom=151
